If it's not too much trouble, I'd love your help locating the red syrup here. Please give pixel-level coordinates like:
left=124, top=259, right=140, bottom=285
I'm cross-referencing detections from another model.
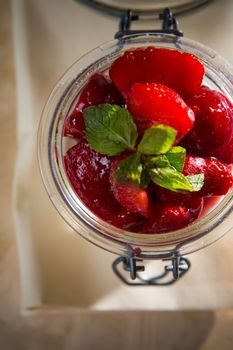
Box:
left=201, top=196, right=224, bottom=217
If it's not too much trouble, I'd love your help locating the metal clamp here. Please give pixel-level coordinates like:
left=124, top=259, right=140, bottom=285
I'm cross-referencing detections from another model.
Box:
left=112, top=254, right=191, bottom=286
left=115, top=8, right=183, bottom=39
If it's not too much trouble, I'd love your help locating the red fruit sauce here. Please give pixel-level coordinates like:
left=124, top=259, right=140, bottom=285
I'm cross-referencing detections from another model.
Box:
left=63, top=47, right=233, bottom=234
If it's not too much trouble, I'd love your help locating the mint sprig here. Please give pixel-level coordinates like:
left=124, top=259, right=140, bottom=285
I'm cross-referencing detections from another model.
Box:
left=83, top=104, right=204, bottom=193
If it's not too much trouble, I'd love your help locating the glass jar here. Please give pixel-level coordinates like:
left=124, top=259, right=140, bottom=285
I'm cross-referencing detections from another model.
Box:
left=38, top=18, right=233, bottom=281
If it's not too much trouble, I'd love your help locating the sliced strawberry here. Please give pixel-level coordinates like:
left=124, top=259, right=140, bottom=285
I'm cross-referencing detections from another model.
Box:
left=183, top=154, right=233, bottom=196
left=150, top=182, right=196, bottom=204
left=109, top=155, right=150, bottom=217
left=64, top=139, right=141, bottom=229
left=110, top=183, right=150, bottom=217
left=136, top=197, right=203, bottom=233
left=64, top=73, right=125, bottom=138
left=138, top=182, right=204, bottom=233
left=182, top=86, right=233, bottom=163
left=128, top=83, right=195, bottom=141
left=109, top=47, right=204, bottom=100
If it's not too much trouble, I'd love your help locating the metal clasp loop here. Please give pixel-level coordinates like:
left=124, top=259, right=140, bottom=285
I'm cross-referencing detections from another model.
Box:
left=112, top=254, right=191, bottom=286
left=115, top=8, right=183, bottom=39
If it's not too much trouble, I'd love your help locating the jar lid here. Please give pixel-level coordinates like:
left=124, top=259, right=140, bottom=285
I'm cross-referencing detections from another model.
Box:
left=85, top=0, right=211, bottom=15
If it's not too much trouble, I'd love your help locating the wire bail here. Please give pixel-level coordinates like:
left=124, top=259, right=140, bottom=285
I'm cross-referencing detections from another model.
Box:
left=112, top=254, right=191, bottom=286
left=115, top=8, right=183, bottom=39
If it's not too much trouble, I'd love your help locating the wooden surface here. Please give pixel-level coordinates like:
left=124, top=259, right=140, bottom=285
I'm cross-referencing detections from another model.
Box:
left=1, top=0, right=233, bottom=348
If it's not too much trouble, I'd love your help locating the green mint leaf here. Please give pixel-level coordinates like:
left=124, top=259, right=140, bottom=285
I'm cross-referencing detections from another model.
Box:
left=166, top=146, right=186, bottom=172
left=141, top=169, right=151, bottom=189
left=114, top=153, right=146, bottom=188
left=149, top=166, right=193, bottom=192
left=83, top=104, right=138, bottom=156
left=146, top=156, right=204, bottom=193
left=186, top=174, right=205, bottom=192
left=138, top=124, right=177, bottom=155
left=144, top=155, right=170, bottom=169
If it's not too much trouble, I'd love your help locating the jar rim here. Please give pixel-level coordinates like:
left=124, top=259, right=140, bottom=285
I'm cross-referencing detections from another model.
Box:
left=38, top=32, right=233, bottom=258
left=82, top=0, right=212, bottom=16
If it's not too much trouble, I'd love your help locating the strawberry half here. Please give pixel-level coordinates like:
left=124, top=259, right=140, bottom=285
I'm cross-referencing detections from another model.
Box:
left=136, top=197, right=203, bottom=234
left=109, top=155, right=150, bottom=217
left=64, top=73, right=125, bottom=138
left=64, top=139, right=141, bottom=229
left=136, top=182, right=204, bottom=233
left=182, top=86, right=233, bottom=164
left=183, top=154, right=233, bottom=196
left=109, top=47, right=204, bottom=100
left=128, top=83, right=195, bottom=141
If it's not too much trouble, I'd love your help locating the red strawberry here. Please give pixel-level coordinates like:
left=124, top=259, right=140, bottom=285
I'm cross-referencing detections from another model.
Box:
left=109, top=155, right=150, bottom=217
left=128, top=83, right=195, bottom=141
left=64, top=139, right=141, bottom=229
left=138, top=182, right=204, bottom=233
left=183, top=154, right=233, bottom=196
left=150, top=182, right=196, bottom=204
left=136, top=197, right=203, bottom=233
left=64, top=73, right=125, bottom=138
left=182, top=86, right=233, bottom=163
left=109, top=47, right=204, bottom=100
